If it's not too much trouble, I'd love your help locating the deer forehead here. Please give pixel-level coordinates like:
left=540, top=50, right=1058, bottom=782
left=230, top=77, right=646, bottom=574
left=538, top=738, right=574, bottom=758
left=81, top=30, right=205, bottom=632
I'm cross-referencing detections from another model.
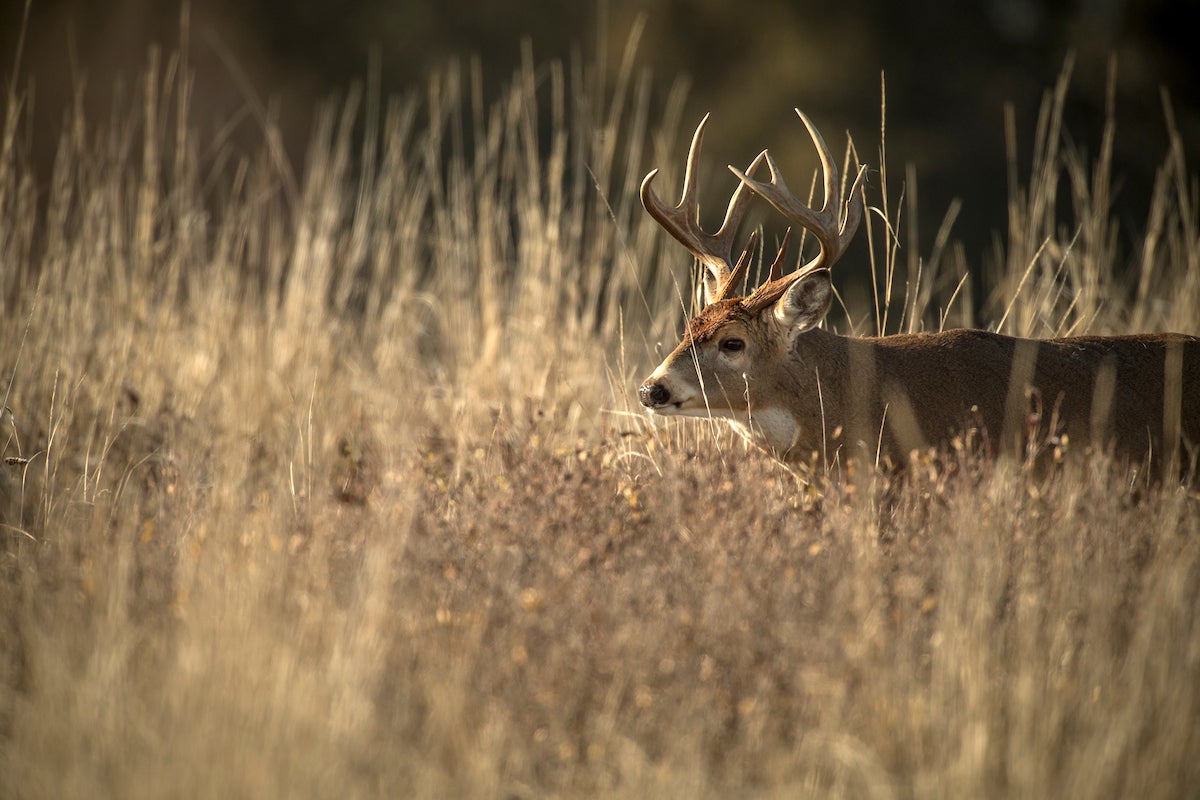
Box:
left=680, top=298, right=778, bottom=348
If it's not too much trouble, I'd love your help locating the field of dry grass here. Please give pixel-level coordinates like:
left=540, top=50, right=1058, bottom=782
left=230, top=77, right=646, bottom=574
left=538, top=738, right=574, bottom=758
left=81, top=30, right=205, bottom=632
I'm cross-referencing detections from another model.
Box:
left=2, top=39, right=1199, bottom=799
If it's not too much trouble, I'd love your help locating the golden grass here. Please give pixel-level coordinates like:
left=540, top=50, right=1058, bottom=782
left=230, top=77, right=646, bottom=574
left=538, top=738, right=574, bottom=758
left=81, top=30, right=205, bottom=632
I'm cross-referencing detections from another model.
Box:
left=2, top=41, right=1199, bottom=798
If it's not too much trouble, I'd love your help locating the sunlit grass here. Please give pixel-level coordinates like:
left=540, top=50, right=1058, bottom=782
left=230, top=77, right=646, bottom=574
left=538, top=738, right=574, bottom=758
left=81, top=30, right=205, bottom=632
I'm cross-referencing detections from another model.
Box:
left=2, top=34, right=1198, bottom=799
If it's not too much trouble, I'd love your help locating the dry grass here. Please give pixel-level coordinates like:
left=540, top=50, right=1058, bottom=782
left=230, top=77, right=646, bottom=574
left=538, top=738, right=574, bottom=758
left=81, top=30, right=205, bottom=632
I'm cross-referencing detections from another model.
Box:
left=2, top=40, right=1199, bottom=799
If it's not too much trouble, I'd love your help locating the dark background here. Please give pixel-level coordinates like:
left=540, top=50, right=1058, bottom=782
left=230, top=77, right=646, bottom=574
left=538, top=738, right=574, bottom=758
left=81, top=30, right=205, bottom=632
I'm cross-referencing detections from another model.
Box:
left=2, top=0, right=1197, bottom=270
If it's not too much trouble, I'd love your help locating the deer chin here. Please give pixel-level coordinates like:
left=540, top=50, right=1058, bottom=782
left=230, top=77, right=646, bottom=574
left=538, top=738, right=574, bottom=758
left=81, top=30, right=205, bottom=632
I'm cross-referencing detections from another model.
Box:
left=644, top=396, right=724, bottom=418
left=650, top=400, right=799, bottom=454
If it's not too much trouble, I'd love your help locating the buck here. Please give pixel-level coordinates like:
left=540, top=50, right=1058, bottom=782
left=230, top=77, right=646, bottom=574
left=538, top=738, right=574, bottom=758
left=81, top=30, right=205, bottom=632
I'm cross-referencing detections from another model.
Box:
left=638, top=109, right=1200, bottom=475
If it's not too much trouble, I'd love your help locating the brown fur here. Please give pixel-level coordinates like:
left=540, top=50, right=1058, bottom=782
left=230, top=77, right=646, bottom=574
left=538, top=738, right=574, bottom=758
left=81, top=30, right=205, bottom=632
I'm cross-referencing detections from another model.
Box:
left=646, top=300, right=1200, bottom=476
left=807, top=328, right=1200, bottom=469
left=683, top=299, right=750, bottom=345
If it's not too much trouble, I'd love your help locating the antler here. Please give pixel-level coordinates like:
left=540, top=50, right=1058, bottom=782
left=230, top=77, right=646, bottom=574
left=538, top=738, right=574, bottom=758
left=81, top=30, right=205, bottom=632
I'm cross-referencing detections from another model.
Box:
left=641, top=114, right=767, bottom=305
left=730, top=109, right=867, bottom=313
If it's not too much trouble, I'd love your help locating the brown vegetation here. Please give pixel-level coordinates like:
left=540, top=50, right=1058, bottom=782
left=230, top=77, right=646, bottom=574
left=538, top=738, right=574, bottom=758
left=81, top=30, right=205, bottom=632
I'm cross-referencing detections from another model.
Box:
left=2, top=41, right=1199, bottom=799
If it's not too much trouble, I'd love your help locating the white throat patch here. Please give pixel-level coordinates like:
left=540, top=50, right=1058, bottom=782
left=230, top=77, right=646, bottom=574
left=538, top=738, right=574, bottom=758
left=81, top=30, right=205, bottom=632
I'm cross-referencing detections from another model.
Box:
left=730, top=407, right=798, bottom=454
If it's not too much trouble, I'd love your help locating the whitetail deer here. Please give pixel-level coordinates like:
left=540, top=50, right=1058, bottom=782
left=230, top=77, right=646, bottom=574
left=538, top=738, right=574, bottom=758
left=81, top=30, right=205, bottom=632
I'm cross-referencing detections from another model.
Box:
left=638, top=110, right=1200, bottom=476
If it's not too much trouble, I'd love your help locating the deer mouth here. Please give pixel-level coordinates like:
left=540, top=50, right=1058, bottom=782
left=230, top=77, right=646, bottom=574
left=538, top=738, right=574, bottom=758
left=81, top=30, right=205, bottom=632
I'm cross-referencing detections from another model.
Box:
left=640, top=390, right=724, bottom=419
left=639, top=379, right=699, bottom=413
left=647, top=400, right=690, bottom=415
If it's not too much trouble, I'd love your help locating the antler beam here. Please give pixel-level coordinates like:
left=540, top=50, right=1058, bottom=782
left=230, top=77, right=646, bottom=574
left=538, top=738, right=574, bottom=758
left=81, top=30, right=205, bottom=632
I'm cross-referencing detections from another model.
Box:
left=731, top=109, right=867, bottom=313
left=640, top=114, right=767, bottom=304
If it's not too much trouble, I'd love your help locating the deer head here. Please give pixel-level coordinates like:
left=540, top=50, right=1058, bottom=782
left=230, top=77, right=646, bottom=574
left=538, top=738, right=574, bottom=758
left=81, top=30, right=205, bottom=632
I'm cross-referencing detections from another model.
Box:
left=638, top=109, right=866, bottom=454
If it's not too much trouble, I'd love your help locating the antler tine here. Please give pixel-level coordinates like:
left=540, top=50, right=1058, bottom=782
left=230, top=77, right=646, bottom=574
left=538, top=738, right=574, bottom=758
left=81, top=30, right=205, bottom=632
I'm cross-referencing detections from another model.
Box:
left=798, top=107, right=869, bottom=259
left=713, top=227, right=793, bottom=302
left=798, top=110, right=841, bottom=217
left=766, top=227, right=793, bottom=283
left=641, top=114, right=767, bottom=304
left=713, top=230, right=760, bottom=302
left=729, top=109, right=867, bottom=311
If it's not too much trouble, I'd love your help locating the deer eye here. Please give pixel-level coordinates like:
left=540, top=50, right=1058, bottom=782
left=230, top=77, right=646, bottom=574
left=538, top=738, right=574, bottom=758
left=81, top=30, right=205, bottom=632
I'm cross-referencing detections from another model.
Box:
left=719, top=337, right=745, bottom=353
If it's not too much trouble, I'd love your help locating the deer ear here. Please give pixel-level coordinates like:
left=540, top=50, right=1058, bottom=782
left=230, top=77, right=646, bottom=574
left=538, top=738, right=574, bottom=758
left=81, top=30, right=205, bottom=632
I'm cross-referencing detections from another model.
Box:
left=774, top=269, right=832, bottom=332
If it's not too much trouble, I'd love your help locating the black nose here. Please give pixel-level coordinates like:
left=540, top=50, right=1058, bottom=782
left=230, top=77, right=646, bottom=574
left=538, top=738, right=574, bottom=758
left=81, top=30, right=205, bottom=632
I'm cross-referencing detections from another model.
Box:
left=639, top=382, right=670, bottom=407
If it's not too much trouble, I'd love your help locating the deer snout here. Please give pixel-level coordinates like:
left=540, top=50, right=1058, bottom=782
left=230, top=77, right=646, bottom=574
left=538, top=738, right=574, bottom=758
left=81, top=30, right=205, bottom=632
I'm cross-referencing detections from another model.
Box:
left=639, top=381, right=671, bottom=408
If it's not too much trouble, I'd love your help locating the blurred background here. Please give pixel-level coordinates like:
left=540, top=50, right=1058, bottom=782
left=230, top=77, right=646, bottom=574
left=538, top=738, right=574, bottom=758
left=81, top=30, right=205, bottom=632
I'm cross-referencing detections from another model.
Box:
left=2, top=0, right=1197, bottom=272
